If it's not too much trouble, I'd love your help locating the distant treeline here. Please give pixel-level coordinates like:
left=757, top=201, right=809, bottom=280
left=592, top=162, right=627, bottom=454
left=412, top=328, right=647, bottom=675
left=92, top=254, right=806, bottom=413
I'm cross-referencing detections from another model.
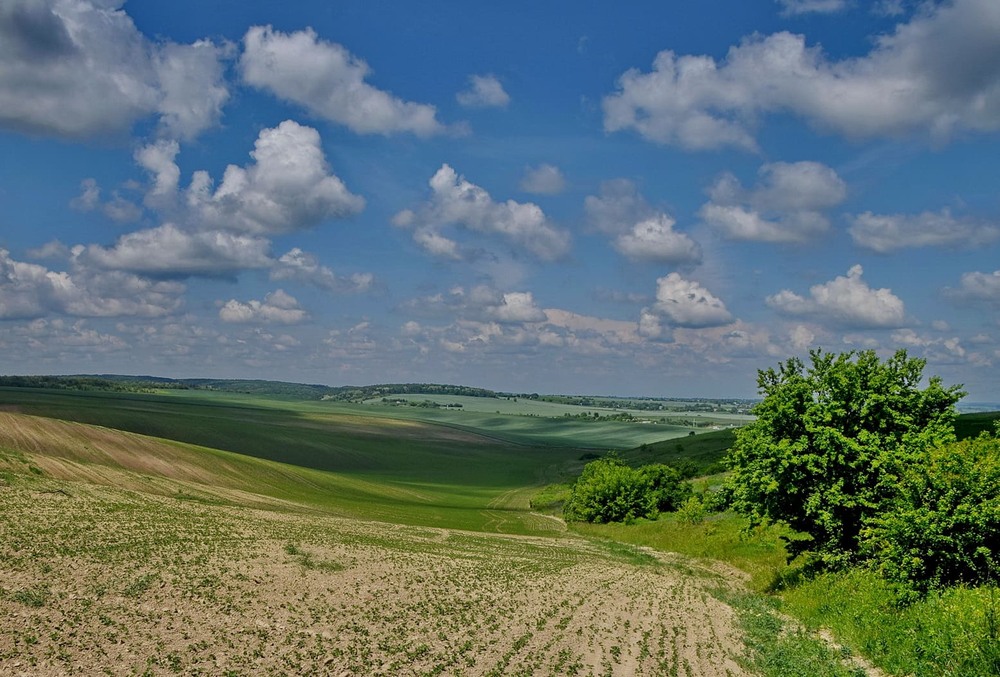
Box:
left=501, top=392, right=756, bottom=414
left=327, top=383, right=498, bottom=401
left=0, top=375, right=173, bottom=393
left=0, top=374, right=498, bottom=401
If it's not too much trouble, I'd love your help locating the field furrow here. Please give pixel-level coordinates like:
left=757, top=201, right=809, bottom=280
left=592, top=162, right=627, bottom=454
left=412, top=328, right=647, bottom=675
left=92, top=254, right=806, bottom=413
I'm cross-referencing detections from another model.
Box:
left=0, top=477, right=751, bottom=676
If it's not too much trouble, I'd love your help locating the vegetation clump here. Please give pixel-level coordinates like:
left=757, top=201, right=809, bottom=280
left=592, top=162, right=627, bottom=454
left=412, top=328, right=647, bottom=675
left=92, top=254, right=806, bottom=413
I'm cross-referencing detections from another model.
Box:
left=562, top=455, right=691, bottom=523
left=724, top=349, right=964, bottom=570
left=724, top=348, right=1000, bottom=601
left=862, top=430, right=1000, bottom=593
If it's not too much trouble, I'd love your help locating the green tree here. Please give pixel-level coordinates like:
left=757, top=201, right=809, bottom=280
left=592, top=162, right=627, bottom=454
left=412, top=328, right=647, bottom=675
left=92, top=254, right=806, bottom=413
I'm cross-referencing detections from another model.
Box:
left=862, top=432, right=1000, bottom=593
left=639, top=463, right=692, bottom=513
left=724, top=349, right=963, bottom=567
left=563, top=456, right=652, bottom=523
left=563, top=457, right=691, bottom=523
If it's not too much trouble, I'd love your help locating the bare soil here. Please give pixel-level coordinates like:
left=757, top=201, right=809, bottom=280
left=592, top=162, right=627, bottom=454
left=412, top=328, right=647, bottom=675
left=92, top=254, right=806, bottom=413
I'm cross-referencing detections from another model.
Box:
left=0, top=478, right=752, bottom=676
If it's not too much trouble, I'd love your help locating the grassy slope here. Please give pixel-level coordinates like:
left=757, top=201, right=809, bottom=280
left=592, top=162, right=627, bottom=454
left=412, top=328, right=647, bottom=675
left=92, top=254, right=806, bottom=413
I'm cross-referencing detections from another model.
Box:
left=0, top=389, right=585, bottom=534
left=621, top=428, right=736, bottom=472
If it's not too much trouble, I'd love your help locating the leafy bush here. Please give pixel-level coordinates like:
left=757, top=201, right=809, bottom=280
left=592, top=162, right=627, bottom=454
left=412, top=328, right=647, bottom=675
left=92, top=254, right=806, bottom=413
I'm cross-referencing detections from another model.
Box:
left=676, top=496, right=707, bottom=524
left=724, top=349, right=963, bottom=567
left=862, top=433, right=1000, bottom=593
left=638, top=463, right=691, bottom=513
left=563, top=456, right=690, bottom=523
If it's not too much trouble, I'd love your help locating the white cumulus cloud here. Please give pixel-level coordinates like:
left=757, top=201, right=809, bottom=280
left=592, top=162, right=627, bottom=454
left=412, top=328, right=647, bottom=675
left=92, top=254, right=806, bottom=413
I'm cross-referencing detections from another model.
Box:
left=848, top=209, right=1000, bottom=252
left=520, top=164, right=566, bottom=195
left=403, top=285, right=546, bottom=325
left=489, top=292, right=546, bottom=323
left=649, top=273, right=733, bottom=328
left=585, top=179, right=701, bottom=263
left=614, top=214, right=702, bottom=264
left=603, top=0, right=1000, bottom=149
left=271, top=248, right=374, bottom=293
left=767, top=264, right=906, bottom=327
left=78, top=223, right=272, bottom=277
left=70, top=178, right=142, bottom=223
left=0, top=248, right=183, bottom=319
left=457, top=74, right=510, bottom=108
left=186, top=120, right=365, bottom=235
left=240, top=25, right=446, bottom=136
left=584, top=179, right=653, bottom=235
left=0, top=0, right=228, bottom=140
left=219, top=289, right=307, bottom=324
left=699, top=161, right=847, bottom=242
left=953, top=269, right=1000, bottom=302
left=396, top=164, right=570, bottom=261
left=136, top=139, right=182, bottom=203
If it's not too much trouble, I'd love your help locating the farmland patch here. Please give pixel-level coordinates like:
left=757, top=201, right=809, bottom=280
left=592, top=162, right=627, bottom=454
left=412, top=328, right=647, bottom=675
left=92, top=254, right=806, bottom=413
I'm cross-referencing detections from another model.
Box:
left=0, top=475, right=751, bottom=676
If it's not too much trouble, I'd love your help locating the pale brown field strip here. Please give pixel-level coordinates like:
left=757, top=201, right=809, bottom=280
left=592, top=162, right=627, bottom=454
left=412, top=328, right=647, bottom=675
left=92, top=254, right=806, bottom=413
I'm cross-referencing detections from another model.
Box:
left=0, top=478, right=752, bottom=676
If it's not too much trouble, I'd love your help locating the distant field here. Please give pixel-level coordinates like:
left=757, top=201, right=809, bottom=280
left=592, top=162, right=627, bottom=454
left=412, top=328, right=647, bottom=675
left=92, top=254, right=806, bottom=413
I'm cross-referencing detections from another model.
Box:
left=0, top=386, right=719, bottom=452
left=954, top=410, right=1000, bottom=439
left=364, top=392, right=753, bottom=424
left=355, top=393, right=745, bottom=449
left=0, top=388, right=594, bottom=533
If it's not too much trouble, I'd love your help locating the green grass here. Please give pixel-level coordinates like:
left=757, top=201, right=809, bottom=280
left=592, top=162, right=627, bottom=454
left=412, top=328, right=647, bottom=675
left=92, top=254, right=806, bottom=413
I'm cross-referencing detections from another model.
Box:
left=569, top=511, right=792, bottom=591
left=782, top=569, right=1000, bottom=677
left=621, top=428, right=736, bottom=474
left=570, top=503, right=1000, bottom=676
left=528, top=483, right=572, bottom=512
left=718, top=590, right=866, bottom=677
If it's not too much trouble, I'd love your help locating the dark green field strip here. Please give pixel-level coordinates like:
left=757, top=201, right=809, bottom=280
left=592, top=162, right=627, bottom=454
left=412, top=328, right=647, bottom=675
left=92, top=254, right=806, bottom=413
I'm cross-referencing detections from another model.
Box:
left=0, top=388, right=584, bottom=532
left=0, top=388, right=673, bottom=480
left=618, top=428, right=736, bottom=475
left=349, top=404, right=696, bottom=449
left=954, top=411, right=1000, bottom=439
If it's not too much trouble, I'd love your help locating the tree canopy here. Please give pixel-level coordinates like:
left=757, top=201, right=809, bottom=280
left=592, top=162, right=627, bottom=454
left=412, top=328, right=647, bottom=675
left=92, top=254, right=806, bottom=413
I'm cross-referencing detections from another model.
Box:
left=563, top=456, right=690, bottom=524
left=862, top=432, right=1000, bottom=593
left=724, top=349, right=964, bottom=567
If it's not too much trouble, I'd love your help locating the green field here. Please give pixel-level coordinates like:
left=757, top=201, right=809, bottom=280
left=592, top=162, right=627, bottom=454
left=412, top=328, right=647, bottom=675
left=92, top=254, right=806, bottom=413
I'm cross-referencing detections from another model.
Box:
left=365, top=392, right=752, bottom=422
left=2, top=384, right=997, bottom=676
left=0, top=387, right=600, bottom=533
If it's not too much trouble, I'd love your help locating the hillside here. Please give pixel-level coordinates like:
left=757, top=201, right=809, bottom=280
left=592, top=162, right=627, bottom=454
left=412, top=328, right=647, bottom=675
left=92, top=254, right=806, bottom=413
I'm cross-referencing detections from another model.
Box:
left=0, top=374, right=499, bottom=401
left=0, top=388, right=759, bottom=675
left=2, top=385, right=990, bottom=675
left=0, top=394, right=583, bottom=533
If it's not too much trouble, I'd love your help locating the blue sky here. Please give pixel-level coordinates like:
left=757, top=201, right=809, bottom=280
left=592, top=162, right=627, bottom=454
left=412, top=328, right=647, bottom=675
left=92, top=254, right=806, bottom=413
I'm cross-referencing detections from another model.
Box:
left=1, top=0, right=999, bottom=399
